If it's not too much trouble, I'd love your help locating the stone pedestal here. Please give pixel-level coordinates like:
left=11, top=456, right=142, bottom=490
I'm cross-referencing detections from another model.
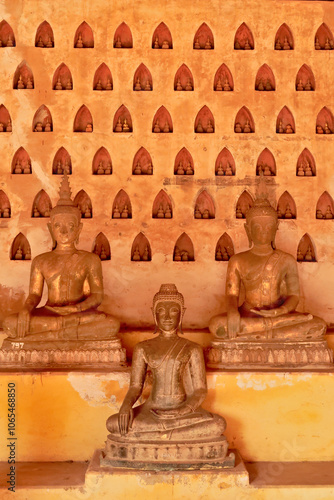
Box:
left=0, top=338, right=127, bottom=370
left=101, top=434, right=234, bottom=470
left=206, top=339, right=333, bottom=370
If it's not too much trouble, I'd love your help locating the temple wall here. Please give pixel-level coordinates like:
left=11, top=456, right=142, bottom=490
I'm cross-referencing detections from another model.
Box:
left=0, top=0, right=333, bottom=330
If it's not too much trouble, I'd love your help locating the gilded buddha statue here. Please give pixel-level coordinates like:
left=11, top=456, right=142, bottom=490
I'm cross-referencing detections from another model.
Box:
left=101, top=284, right=234, bottom=469
left=1, top=175, right=125, bottom=368
left=207, top=189, right=332, bottom=368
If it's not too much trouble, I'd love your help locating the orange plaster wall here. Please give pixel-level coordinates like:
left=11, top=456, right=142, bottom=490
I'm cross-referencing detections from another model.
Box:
left=0, top=0, right=333, bottom=330
left=1, top=371, right=334, bottom=463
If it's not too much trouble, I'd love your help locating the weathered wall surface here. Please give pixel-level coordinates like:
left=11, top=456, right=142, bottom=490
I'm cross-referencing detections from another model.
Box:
left=0, top=0, right=333, bottom=328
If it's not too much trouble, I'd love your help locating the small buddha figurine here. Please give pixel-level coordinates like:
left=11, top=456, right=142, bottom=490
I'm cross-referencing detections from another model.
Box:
left=113, top=205, right=121, bottom=218
left=194, top=205, right=202, bottom=219
left=55, top=77, right=63, bottom=90
left=0, top=123, right=3, bottom=132
left=105, top=79, right=112, bottom=90
left=3, top=207, right=10, bottom=218
left=244, top=38, right=251, bottom=50
left=215, top=78, right=223, bottom=91
left=176, top=162, right=184, bottom=175
left=85, top=123, right=93, bottom=133
left=325, top=38, right=331, bottom=50
left=297, top=80, right=304, bottom=91
left=142, top=246, right=149, bottom=261
left=235, top=122, right=242, bottom=133
left=121, top=205, right=129, bottom=218
left=66, top=79, right=72, bottom=90
left=325, top=205, right=334, bottom=219
left=76, top=34, right=83, bottom=48
left=216, top=246, right=223, bottom=261
left=133, top=162, right=142, bottom=175
left=134, top=78, right=142, bottom=91
left=115, top=118, right=123, bottom=132
left=105, top=162, right=112, bottom=175
left=324, top=122, right=331, bottom=134
left=34, top=122, right=43, bottom=132
left=23, top=162, right=31, bottom=174
left=161, top=40, right=169, bottom=49
left=316, top=124, right=324, bottom=134
left=316, top=209, right=323, bottom=219
left=304, top=80, right=312, bottom=91
left=283, top=37, right=290, bottom=50
left=153, top=120, right=161, bottom=133
left=165, top=205, right=172, bottom=218
left=37, top=36, right=44, bottom=47
left=14, top=160, right=22, bottom=174
left=157, top=204, right=164, bottom=218
left=181, top=251, right=189, bottom=261
left=102, top=284, right=232, bottom=469
left=185, top=78, right=193, bottom=91
left=100, top=245, right=107, bottom=261
left=144, top=80, right=152, bottom=91
left=174, top=247, right=181, bottom=261
left=97, top=162, right=105, bottom=175
left=278, top=120, right=284, bottom=134
left=297, top=163, right=305, bottom=176
left=194, top=38, right=201, bottom=49
left=44, top=120, right=52, bottom=132
left=7, top=34, right=14, bottom=47
left=154, top=37, right=160, bottom=48
left=115, top=36, right=122, bottom=48
left=304, top=246, right=313, bottom=262
left=46, top=36, right=53, bottom=48
left=243, top=120, right=251, bottom=133
left=217, top=162, right=224, bottom=176
left=275, top=39, right=282, bottom=50
left=196, top=120, right=204, bottom=133
left=223, top=78, right=231, bottom=91
left=132, top=246, right=141, bottom=261
left=14, top=246, right=23, bottom=260
left=176, top=78, right=183, bottom=91
left=122, top=119, right=130, bottom=132
left=147, top=162, right=153, bottom=175
left=265, top=79, right=272, bottom=91
left=95, top=79, right=103, bottom=91
left=225, top=162, right=233, bottom=176
left=257, top=80, right=264, bottom=91
left=209, top=189, right=327, bottom=342
left=315, top=37, right=321, bottom=50
left=3, top=175, right=120, bottom=341
left=204, top=37, right=212, bottom=49
left=304, top=161, right=313, bottom=176
left=6, top=119, right=12, bottom=132
left=185, top=162, right=193, bottom=175
left=26, top=77, right=33, bottom=90
left=206, top=120, right=214, bottom=133
left=163, top=121, right=170, bottom=133
left=17, top=75, right=25, bottom=89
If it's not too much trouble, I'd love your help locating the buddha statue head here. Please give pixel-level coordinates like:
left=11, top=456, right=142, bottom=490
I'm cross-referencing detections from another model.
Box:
left=245, top=193, right=279, bottom=249
left=152, top=284, right=185, bottom=334
left=48, top=175, right=82, bottom=249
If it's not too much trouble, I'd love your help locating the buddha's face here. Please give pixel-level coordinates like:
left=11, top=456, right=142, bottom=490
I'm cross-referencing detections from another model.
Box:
left=155, top=301, right=181, bottom=333
left=247, top=215, right=278, bottom=246
left=50, top=213, right=81, bottom=245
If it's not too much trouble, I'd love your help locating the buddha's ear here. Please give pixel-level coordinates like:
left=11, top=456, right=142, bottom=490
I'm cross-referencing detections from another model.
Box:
left=272, top=220, right=279, bottom=249
left=47, top=222, right=57, bottom=250
left=244, top=223, right=252, bottom=248
left=179, top=307, right=186, bottom=335
left=151, top=307, right=159, bottom=334
left=76, top=222, right=83, bottom=245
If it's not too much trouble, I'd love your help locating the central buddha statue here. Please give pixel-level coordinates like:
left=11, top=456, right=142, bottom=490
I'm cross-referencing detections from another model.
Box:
left=101, top=284, right=234, bottom=469
left=2, top=175, right=125, bottom=368
left=207, top=188, right=332, bottom=368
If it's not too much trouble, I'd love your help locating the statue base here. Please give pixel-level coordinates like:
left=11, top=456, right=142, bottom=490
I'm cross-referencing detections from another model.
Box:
left=100, top=434, right=235, bottom=470
left=0, top=337, right=127, bottom=370
left=206, top=339, right=333, bottom=369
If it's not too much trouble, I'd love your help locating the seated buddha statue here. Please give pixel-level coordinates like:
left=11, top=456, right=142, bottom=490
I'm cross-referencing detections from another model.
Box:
left=103, top=284, right=233, bottom=468
left=3, top=175, right=120, bottom=342
left=209, top=193, right=326, bottom=341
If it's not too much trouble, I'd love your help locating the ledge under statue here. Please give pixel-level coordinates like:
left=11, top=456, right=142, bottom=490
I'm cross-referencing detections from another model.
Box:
left=99, top=284, right=235, bottom=470
left=1, top=175, right=126, bottom=369
left=207, top=182, right=333, bottom=369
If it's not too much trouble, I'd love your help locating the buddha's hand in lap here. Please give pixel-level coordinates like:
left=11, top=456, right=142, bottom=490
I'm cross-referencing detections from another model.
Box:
left=153, top=404, right=194, bottom=418
left=45, top=305, right=80, bottom=316
left=118, top=404, right=134, bottom=435
left=227, top=310, right=241, bottom=338
left=250, top=307, right=287, bottom=318
left=17, top=307, right=31, bottom=338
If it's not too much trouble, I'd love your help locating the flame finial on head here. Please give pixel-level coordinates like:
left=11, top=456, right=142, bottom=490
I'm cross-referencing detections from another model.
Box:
left=245, top=172, right=277, bottom=222
left=56, top=173, right=74, bottom=207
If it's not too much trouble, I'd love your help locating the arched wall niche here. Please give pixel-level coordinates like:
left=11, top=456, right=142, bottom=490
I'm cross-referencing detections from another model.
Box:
left=173, top=233, right=195, bottom=261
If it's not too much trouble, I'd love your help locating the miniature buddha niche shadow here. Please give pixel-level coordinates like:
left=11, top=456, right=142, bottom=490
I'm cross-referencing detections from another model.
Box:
left=2, top=175, right=125, bottom=368
left=101, top=284, right=234, bottom=470
left=207, top=182, right=332, bottom=368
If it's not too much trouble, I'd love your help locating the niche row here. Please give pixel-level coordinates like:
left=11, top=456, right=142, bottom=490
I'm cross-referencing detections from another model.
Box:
left=10, top=60, right=320, bottom=92
left=1, top=188, right=333, bottom=221
left=2, top=104, right=334, bottom=135
left=7, top=230, right=321, bottom=264
left=2, top=20, right=334, bottom=51
left=5, top=146, right=327, bottom=178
